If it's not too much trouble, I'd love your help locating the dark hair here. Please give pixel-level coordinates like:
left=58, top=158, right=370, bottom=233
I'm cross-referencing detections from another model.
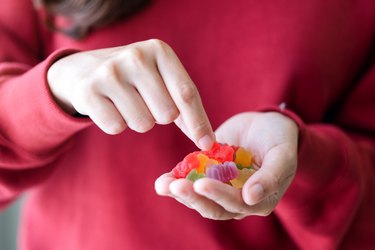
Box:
left=34, top=0, right=150, bottom=39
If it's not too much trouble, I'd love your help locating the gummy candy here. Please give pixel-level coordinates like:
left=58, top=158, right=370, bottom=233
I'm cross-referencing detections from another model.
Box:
left=186, top=169, right=206, bottom=181
left=206, top=162, right=238, bottom=183
left=234, top=147, right=253, bottom=168
left=172, top=152, right=200, bottom=178
left=202, top=142, right=235, bottom=163
left=229, top=168, right=256, bottom=188
left=172, top=142, right=257, bottom=188
left=196, top=153, right=209, bottom=173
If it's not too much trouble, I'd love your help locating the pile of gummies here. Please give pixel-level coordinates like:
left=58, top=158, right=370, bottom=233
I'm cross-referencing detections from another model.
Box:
left=172, top=142, right=257, bottom=188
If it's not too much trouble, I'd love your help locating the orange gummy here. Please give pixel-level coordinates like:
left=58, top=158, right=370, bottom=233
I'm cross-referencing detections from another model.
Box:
left=234, top=147, right=253, bottom=168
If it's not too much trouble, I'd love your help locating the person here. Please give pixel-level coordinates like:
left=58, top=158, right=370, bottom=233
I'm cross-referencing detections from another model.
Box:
left=0, top=0, right=374, bottom=249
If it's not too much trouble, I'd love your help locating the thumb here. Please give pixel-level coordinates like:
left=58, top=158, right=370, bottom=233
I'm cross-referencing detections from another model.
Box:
left=242, top=145, right=297, bottom=205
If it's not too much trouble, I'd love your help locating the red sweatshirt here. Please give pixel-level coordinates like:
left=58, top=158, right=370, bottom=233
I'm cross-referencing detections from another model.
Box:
left=1, top=0, right=375, bottom=249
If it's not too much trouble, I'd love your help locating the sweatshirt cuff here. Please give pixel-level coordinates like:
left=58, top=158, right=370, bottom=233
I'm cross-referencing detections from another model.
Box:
left=256, top=104, right=354, bottom=196
left=39, top=48, right=92, bottom=129
left=35, top=48, right=92, bottom=132
left=4, top=48, right=93, bottom=153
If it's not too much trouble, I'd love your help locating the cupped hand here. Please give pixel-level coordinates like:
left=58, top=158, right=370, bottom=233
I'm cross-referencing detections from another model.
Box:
left=155, top=112, right=298, bottom=220
left=47, top=39, right=214, bottom=149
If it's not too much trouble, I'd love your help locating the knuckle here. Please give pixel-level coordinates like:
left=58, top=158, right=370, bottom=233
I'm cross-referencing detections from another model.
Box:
left=73, top=79, right=98, bottom=106
left=177, top=81, right=198, bottom=104
left=156, top=107, right=179, bottom=124
left=148, top=39, right=176, bottom=60
left=122, top=47, right=148, bottom=69
left=99, top=60, right=117, bottom=78
left=191, top=120, right=210, bottom=138
left=148, top=38, right=169, bottom=51
left=129, top=117, right=155, bottom=133
left=103, top=121, right=127, bottom=135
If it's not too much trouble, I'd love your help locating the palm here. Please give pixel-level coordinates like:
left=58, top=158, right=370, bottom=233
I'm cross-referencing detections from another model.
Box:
left=215, top=112, right=297, bottom=166
left=155, top=111, right=299, bottom=220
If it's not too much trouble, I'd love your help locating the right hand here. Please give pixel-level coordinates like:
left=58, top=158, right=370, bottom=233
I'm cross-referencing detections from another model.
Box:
left=47, top=39, right=215, bottom=150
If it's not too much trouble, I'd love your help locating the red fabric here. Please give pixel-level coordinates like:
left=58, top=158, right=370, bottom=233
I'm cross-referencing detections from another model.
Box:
left=1, top=0, right=375, bottom=249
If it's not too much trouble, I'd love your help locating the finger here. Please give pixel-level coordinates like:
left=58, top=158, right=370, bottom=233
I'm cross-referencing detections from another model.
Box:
left=242, top=145, right=297, bottom=206
left=170, top=179, right=237, bottom=220
left=174, top=115, right=194, bottom=142
left=196, top=178, right=282, bottom=217
left=83, top=95, right=127, bottom=135
left=154, top=172, right=175, bottom=197
left=103, top=80, right=156, bottom=133
left=154, top=173, right=195, bottom=209
left=193, top=178, right=248, bottom=214
left=153, top=40, right=215, bottom=150
left=129, top=63, right=179, bottom=125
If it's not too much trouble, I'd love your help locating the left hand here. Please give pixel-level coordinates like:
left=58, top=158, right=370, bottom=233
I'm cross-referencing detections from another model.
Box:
left=155, top=112, right=299, bottom=220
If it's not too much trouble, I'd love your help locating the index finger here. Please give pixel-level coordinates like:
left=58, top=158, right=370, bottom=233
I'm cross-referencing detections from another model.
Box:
left=152, top=40, right=215, bottom=150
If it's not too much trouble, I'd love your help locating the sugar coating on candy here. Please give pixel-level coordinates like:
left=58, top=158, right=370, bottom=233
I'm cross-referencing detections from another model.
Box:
left=172, top=142, right=257, bottom=188
left=172, top=152, right=200, bottom=178
left=197, top=154, right=219, bottom=174
left=186, top=169, right=206, bottom=181
left=202, top=142, right=235, bottom=163
left=206, top=162, right=238, bottom=183
left=230, top=168, right=256, bottom=188
left=234, top=147, right=253, bottom=168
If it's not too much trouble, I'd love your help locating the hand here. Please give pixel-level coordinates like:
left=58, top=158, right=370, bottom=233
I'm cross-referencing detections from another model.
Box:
left=155, top=112, right=298, bottom=220
left=47, top=39, right=215, bottom=149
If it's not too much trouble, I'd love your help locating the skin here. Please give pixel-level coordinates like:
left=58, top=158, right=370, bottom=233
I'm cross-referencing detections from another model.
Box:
left=155, top=112, right=299, bottom=220
left=47, top=39, right=215, bottom=150
left=48, top=39, right=299, bottom=219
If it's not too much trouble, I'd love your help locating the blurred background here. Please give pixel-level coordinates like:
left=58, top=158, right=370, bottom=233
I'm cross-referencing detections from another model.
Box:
left=0, top=198, right=23, bottom=250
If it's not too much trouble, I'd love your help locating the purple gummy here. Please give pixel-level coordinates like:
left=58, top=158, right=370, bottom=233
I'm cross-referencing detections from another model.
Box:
left=206, top=161, right=238, bottom=182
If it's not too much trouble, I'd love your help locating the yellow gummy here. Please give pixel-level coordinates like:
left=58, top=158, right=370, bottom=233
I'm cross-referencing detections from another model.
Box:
left=196, top=153, right=219, bottom=173
left=234, top=147, right=253, bottom=168
left=230, top=168, right=256, bottom=188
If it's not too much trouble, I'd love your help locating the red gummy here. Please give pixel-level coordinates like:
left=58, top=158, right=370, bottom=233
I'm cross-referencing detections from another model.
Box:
left=202, top=142, right=235, bottom=163
left=172, top=143, right=236, bottom=179
left=172, top=152, right=200, bottom=178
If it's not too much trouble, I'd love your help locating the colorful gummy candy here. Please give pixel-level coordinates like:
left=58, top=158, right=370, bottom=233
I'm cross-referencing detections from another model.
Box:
left=172, top=142, right=257, bottom=188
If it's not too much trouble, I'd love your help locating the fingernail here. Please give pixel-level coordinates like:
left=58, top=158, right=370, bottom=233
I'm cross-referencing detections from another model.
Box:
left=249, top=184, right=264, bottom=203
left=198, top=134, right=214, bottom=150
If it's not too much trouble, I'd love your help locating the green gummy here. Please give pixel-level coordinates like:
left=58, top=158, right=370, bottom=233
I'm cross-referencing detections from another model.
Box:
left=186, top=169, right=205, bottom=182
left=236, top=163, right=253, bottom=169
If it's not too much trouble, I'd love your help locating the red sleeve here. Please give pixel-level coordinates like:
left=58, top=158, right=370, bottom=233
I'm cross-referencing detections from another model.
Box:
left=270, top=65, right=375, bottom=249
left=0, top=1, right=92, bottom=208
